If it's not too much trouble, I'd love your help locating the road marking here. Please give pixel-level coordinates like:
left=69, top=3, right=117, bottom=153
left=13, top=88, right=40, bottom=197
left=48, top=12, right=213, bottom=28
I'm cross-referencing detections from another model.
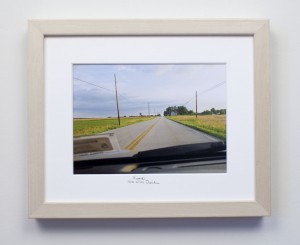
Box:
left=125, top=120, right=159, bottom=151
left=120, top=164, right=138, bottom=173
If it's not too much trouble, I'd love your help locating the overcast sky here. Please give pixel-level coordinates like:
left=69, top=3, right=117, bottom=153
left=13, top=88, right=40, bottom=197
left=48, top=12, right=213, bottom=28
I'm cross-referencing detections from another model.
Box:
left=73, top=64, right=226, bottom=118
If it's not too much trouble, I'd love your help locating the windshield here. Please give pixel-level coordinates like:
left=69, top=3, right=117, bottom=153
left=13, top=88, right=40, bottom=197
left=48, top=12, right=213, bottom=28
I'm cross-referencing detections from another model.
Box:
left=73, top=64, right=226, bottom=174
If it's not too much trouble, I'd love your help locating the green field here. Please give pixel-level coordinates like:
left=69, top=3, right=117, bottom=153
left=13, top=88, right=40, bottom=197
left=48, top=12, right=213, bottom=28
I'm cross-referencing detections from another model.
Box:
left=74, top=117, right=155, bottom=137
left=167, top=115, right=226, bottom=140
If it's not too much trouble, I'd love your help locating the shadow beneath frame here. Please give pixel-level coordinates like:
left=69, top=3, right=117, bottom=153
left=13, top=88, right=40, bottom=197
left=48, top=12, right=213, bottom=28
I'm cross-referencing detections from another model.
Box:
left=36, top=217, right=263, bottom=232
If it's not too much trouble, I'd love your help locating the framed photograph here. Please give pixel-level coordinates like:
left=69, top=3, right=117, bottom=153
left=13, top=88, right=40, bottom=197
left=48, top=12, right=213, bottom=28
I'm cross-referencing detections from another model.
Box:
left=28, top=19, right=270, bottom=218
left=73, top=63, right=227, bottom=175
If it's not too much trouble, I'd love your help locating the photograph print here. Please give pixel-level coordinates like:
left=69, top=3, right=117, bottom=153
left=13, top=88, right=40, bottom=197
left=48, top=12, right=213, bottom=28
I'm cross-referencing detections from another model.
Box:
left=73, top=64, right=226, bottom=174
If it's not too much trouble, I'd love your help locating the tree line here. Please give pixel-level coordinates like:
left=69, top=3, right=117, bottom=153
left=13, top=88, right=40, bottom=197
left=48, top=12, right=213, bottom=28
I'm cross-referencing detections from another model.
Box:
left=163, top=106, right=226, bottom=116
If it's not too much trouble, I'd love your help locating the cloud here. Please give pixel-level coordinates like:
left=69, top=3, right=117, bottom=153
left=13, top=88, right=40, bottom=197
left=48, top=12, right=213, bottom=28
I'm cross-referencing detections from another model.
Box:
left=73, top=64, right=226, bottom=117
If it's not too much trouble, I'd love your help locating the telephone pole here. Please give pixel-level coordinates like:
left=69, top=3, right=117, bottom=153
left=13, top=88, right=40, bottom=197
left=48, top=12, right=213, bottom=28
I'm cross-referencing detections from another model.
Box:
left=114, top=74, right=121, bottom=125
left=196, top=91, right=198, bottom=118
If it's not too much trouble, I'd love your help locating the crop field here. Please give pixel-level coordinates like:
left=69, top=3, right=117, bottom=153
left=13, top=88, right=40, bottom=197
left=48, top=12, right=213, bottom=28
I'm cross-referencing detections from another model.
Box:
left=74, top=117, right=155, bottom=137
left=167, top=115, right=226, bottom=140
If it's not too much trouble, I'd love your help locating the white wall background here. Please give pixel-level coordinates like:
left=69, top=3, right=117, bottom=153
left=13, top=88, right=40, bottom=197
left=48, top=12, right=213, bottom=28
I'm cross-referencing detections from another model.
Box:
left=0, top=0, right=299, bottom=244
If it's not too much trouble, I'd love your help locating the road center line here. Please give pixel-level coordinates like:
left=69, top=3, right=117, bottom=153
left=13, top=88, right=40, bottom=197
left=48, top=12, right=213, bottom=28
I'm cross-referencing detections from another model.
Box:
left=125, top=119, right=159, bottom=151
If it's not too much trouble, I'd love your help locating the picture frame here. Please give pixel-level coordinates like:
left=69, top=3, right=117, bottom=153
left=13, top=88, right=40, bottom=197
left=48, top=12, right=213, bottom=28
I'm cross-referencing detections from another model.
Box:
left=28, top=19, right=270, bottom=218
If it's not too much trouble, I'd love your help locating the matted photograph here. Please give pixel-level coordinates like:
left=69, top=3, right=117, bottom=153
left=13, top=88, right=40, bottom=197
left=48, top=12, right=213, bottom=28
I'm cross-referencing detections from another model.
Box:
left=28, top=20, right=270, bottom=218
left=73, top=64, right=226, bottom=174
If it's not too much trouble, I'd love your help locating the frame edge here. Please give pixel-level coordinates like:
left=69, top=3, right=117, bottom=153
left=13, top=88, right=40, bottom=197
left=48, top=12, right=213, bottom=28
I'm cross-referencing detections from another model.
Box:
left=253, top=20, right=271, bottom=215
left=28, top=19, right=271, bottom=218
left=28, top=21, right=46, bottom=218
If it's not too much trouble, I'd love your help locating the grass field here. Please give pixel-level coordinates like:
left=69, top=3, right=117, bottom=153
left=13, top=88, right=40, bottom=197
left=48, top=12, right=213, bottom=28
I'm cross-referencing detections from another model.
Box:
left=74, top=117, right=155, bottom=137
left=167, top=115, right=226, bottom=140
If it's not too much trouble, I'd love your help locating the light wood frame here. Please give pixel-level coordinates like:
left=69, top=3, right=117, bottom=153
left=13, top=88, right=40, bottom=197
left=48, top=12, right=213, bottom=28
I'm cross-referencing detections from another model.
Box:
left=28, top=19, right=270, bottom=218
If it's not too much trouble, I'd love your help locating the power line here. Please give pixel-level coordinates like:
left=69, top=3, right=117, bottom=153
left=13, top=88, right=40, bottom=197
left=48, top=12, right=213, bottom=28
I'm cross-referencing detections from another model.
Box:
left=159, top=80, right=226, bottom=115
left=74, top=76, right=139, bottom=102
left=73, top=77, right=112, bottom=92
left=198, top=81, right=226, bottom=96
left=166, top=81, right=226, bottom=108
left=182, top=96, right=195, bottom=106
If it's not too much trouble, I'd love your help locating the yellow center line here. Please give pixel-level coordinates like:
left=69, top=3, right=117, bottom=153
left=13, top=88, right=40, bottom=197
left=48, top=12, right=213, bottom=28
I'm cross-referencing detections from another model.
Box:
left=125, top=119, right=159, bottom=151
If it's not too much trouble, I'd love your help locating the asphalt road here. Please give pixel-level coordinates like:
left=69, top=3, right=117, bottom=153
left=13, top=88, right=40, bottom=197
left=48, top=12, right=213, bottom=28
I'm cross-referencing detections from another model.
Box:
left=105, top=116, right=220, bottom=152
left=74, top=117, right=226, bottom=173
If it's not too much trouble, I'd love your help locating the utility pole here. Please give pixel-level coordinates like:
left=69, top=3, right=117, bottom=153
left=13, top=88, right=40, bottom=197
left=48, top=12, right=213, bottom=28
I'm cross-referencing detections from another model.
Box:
left=196, top=91, right=198, bottom=118
left=148, top=102, right=150, bottom=116
left=114, top=74, right=121, bottom=125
